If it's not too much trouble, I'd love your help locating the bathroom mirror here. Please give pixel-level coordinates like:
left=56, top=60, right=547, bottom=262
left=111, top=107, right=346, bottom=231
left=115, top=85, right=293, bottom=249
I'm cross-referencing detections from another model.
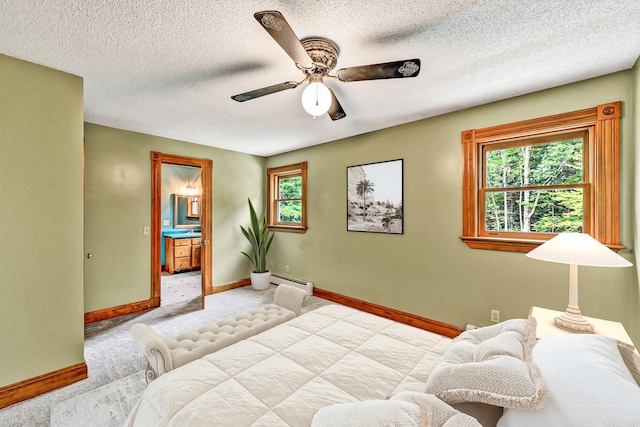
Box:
left=173, top=194, right=201, bottom=229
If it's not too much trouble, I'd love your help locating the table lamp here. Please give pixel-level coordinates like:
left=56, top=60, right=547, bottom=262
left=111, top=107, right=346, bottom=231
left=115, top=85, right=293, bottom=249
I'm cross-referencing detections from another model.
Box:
left=526, top=233, right=632, bottom=333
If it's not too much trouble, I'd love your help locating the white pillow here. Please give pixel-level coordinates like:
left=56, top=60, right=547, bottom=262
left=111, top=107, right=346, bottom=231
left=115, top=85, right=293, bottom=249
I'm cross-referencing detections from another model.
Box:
left=497, top=334, right=640, bottom=427
left=425, top=317, right=547, bottom=410
left=311, top=393, right=482, bottom=427
left=311, top=399, right=425, bottom=427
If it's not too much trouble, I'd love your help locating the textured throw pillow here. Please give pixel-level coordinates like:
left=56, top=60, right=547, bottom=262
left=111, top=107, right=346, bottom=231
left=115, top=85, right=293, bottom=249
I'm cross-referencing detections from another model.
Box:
left=425, top=317, right=547, bottom=410
left=497, top=334, right=640, bottom=427
left=450, top=402, right=504, bottom=426
left=391, top=392, right=482, bottom=427
left=617, top=341, right=640, bottom=386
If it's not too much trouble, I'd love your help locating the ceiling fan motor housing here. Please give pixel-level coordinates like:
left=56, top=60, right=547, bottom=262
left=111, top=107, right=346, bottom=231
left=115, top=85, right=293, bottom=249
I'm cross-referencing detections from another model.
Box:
left=300, top=37, right=339, bottom=75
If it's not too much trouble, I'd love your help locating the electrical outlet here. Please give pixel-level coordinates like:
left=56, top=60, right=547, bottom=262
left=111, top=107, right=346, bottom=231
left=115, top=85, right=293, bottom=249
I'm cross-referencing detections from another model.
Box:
left=162, top=219, right=170, bottom=226
left=466, top=324, right=478, bottom=331
left=285, top=265, right=290, bottom=273
left=491, top=309, right=500, bottom=323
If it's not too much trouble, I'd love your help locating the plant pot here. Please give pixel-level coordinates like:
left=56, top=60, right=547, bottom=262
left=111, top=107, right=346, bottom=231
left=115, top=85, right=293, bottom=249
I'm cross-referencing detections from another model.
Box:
left=250, top=271, right=271, bottom=290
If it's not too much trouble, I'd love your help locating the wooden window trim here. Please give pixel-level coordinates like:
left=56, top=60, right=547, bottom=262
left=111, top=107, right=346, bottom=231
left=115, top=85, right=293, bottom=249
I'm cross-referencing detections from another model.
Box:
left=267, top=162, right=307, bottom=233
left=461, top=101, right=623, bottom=252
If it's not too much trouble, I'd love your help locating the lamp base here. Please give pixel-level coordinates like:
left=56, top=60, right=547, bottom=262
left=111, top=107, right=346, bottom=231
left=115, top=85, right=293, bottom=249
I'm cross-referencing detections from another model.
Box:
left=554, top=309, right=594, bottom=333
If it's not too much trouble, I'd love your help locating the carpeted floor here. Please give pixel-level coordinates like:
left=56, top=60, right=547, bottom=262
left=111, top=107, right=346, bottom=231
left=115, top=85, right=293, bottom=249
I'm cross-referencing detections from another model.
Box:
left=0, top=285, right=329, bottom=427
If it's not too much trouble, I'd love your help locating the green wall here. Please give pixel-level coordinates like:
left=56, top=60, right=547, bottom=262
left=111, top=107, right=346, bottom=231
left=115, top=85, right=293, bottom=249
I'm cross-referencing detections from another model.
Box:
left=0, top=55, right=85, bottom=387
left=84, top=123, right=265, bottom=312
left=633, top=57, right=640, bottom=345
left=267, top=70, right=639, bottom=345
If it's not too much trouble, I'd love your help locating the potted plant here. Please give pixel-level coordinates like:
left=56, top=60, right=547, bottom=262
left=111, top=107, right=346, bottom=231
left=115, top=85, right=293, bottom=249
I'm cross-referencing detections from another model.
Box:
left=240, top=198, right=275, bottom=290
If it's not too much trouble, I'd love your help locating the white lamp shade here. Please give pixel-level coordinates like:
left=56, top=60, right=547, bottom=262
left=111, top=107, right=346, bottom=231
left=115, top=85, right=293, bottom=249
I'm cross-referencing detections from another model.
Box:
left=301, top=82, right=332, bottom=117
left=526, top=233, right=632, bottom=267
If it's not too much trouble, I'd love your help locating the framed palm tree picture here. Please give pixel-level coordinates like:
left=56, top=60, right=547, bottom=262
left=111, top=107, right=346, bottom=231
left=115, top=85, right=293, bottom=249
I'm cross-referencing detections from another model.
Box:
left=347, top=159, right=403, bottom=234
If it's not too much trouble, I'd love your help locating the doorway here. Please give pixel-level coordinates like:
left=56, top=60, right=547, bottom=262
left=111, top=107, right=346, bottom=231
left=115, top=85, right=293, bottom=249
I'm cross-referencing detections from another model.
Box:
left=150, top=152, right=212, bottom=309
left=161, top=164, right=202, bottom=306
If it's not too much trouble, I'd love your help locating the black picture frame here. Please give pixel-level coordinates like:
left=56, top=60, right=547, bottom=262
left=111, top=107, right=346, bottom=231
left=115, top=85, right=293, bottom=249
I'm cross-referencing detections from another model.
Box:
left=347, top=159, right=403, bottom=234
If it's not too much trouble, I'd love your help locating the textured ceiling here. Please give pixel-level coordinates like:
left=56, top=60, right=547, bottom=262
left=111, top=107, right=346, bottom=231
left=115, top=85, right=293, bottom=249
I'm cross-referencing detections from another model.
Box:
left=1, top=1, right=639, bottom=156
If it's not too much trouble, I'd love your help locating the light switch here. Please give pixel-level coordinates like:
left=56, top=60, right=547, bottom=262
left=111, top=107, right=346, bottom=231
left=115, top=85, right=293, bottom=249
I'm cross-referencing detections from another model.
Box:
left=143, top=226, right=150, bottom=235
left=162, top=219, right=170, bottom=226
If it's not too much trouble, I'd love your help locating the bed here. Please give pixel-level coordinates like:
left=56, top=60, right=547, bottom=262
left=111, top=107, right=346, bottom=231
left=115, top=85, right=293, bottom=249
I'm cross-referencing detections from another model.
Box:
left=125, top=304, right=640, bottom=426
left=125, top=304, right=454, bottom=426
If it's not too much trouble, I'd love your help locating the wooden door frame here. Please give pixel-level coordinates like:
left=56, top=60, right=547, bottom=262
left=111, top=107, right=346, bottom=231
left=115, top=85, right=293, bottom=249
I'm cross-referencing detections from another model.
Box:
left=150, top=151, right=213, bottom=308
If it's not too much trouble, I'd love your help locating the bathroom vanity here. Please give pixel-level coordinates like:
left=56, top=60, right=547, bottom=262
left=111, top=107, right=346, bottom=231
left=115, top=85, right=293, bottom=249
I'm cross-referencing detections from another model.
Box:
left=165, top=236, right=201, bottom=274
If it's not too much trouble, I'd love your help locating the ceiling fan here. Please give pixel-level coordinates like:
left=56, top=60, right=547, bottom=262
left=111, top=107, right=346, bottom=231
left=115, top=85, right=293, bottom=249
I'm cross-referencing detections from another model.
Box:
left=231, top=11, right=421, bottom=121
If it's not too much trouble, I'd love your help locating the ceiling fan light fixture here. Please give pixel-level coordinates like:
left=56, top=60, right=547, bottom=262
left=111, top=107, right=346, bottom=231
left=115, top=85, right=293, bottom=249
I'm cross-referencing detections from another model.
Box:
left=301, top=76, right=332, bottom=118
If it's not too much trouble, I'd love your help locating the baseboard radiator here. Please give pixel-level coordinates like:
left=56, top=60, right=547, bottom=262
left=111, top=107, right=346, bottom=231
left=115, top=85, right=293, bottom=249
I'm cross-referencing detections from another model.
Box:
left=271, top=274, right=313, bottom=295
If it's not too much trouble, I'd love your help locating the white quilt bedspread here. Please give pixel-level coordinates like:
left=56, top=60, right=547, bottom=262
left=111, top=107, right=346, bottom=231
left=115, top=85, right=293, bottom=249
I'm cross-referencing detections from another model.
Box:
left=125, top=304, right=453, bottom=426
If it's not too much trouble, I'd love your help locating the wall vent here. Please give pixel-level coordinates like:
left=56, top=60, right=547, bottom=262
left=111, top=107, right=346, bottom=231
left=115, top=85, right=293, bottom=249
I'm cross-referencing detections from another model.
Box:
left=271, top=274, right=313, bottom=295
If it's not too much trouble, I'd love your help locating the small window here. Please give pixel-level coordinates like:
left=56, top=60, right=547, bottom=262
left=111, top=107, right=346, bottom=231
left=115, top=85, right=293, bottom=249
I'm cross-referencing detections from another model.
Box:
left=186, top=196, right=200, bottom=219
left=267, top=162, right=307, bottom=233
left=461, top=102, right=623, bottom=252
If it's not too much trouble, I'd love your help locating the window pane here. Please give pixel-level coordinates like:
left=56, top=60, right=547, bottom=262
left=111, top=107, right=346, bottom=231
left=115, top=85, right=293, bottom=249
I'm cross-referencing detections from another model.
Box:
left=278, top=200, right=302, bottom=223
left=484, top=188, right=583, bottom=233
left=485, top=138, right=583, bottom=189
left=279, top=176, right=302, bottom=199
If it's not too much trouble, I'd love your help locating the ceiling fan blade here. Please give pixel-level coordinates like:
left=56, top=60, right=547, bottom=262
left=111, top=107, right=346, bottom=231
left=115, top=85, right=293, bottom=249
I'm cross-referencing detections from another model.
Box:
left=327, top=88, right=346, bottom=121
left=231, top=81, right=298, bottom=102
left=254, top=11, right=314, bottom=70
left=336, top=59, right=421, bottom=82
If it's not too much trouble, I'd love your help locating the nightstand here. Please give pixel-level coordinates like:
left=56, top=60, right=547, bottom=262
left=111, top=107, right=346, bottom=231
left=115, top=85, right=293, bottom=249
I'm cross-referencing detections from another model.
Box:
left=529, top=306, right=636, bottom=350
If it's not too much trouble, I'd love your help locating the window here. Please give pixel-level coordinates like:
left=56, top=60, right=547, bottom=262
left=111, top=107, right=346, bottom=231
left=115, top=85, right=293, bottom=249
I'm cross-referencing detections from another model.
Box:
left=267, top=162, right=307, bottom=233
left=482, top=131, right=587, bottom=238
left=186, top=196, right=200, bottom=219
left=461, top=101, right=623, bottom=252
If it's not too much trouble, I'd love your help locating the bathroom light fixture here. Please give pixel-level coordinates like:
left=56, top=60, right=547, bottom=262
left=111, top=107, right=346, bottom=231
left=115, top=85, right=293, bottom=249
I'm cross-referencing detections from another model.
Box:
left=526, top=233, right=632, bottom=333
left=301, top=74, right=332, bottom=118
left=178, top=170, right=201, bottom=196
left=181, top=183, right=199, bottom=196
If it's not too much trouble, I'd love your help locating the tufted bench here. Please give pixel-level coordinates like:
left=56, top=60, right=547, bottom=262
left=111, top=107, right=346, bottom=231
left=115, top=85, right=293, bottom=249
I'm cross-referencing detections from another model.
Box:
left=130, top=284, right=307, bottom=382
